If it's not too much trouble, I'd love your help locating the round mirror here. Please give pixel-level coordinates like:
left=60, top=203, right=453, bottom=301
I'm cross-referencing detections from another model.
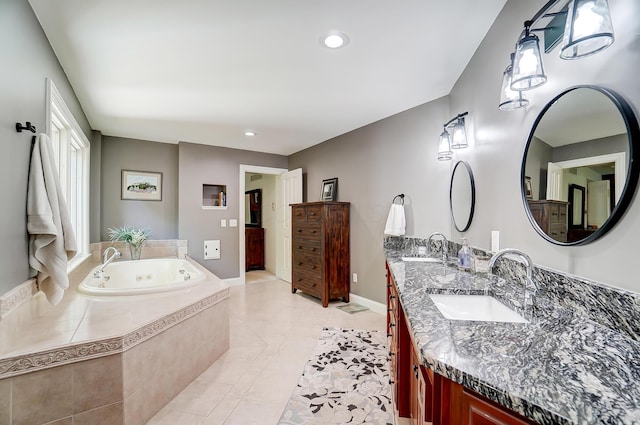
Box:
left=521, top=86, right=640, bottom=245
left=450, top=161, right=476, bottom=232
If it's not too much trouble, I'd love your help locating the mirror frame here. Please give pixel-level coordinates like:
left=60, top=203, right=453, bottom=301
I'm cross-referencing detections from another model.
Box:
left=449, top=160, right=476, bottom=233
left=521, top=85, right=640, bottom=246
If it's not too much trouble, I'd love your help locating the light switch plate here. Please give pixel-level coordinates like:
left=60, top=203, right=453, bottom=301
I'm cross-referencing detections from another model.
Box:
left=229, top=219, right=238, bottom=227
left=221, top=219, right=227, bottom=228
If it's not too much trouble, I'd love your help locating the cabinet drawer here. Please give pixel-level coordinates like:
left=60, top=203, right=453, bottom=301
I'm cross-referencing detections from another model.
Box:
left=294, top=256, right=321, bottom=274
left=292, top=205, right=323, bottom=222
left=293, top=272, right=321, bottom=295
left=294, top=224, right=321, bottom=238
left=293, top=240, right=321, bottom=255
left=549, top=204, right=567, bottom=224
left=548, top=224, right=567, bottom=242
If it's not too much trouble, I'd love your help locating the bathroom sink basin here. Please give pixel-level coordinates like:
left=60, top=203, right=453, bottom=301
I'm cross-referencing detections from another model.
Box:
left=429, top=294, right=528, bottom=323
left=401, top=257, right=441, bottom=263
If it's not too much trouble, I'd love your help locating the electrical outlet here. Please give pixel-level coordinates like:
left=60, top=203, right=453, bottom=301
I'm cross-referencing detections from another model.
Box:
left=221, top=219, right=227, bottom=228
left=352, top=273, right=358, bottom=283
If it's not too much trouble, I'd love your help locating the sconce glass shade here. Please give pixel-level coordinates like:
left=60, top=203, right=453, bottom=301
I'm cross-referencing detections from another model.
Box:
left=499, top=61, right=529, bottom=111
left=451, top=118, right=468, bottom=149
left=511, top=32, right=547, bottom=91
left=560, top=0, right=614, bottom=59
left=438, top=129, right=453, bottom=161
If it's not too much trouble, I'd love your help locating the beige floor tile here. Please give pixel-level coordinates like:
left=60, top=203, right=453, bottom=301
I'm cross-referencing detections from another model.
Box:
left=199, top=395, right=242, bottom=425
left=145, top=278, right=386, bottom=425
left=221, top=399, right=285, bottom=425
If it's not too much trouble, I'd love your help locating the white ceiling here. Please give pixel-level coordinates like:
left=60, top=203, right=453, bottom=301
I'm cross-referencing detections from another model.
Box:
left=29, top=0, right=507, bottom=156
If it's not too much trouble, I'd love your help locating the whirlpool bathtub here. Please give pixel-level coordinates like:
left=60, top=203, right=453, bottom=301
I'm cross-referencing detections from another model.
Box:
left=78, top=258, right=206, bottom=296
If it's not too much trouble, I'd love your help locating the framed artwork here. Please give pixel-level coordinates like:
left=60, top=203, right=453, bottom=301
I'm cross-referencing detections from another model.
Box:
left=320, top=177, right=338, bottom=201
left=121, top=170, right=162, bottom=201
left=524, top=176, right=533, bottom=199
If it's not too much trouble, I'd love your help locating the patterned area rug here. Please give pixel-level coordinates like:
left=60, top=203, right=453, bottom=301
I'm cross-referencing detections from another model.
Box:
left=278, top=327, right=394, bottom=425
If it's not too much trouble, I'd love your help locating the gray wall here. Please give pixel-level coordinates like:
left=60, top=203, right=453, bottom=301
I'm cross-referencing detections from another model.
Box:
left=289, top=97, right=450, bottom=303
left=178, top=142, right=287, bottom=279
left=448, top=0, right=640, bottom=292
left=0, top=0, right=91, bottom=296
left=291, top=0, right=640, bottom=302
left=100, top=136, right=179, bottom=240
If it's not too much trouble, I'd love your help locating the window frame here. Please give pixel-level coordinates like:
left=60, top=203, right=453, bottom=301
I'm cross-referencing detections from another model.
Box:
left=46, top=79, right=91, bottom=271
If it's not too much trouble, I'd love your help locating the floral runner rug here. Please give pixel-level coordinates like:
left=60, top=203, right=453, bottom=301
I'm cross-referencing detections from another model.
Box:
left=278, top=327, right=394, bottom=425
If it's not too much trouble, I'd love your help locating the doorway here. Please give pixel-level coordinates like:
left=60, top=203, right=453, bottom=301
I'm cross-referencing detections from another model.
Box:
left=238, top=165, right=302, bottom=284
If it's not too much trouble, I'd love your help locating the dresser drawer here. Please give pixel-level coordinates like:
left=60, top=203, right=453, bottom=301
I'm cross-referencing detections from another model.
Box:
left=293, top=272, right=321, bottom=296
left=293, top=256, right=321, bottom=274
left=549, top=224, right=567, bottom=242
left=292, top=205, right=323, bottom=223
left=293, top=239, right=321, bottom=255
left=293, top=223, right=321, bottom=238
left=549, top=204, right=567, bottom=224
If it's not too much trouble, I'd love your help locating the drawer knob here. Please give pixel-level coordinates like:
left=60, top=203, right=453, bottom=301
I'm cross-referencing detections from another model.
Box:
left=297, top=229, right=302, bottom=233
left=389, top=295, right=396, bottom=300
left=297, top=278, right=302, bottom=282
left=389, top=379, right=395, bottom=385
left=297, top=262, right=302, bottom=266
left=389, top=323, right=395, bottom=328
left=387, top=333, right=392, bottom=337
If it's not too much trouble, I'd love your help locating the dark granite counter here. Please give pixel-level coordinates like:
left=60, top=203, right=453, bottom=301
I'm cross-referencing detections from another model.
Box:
left=385, top=248, right=640, bottom=424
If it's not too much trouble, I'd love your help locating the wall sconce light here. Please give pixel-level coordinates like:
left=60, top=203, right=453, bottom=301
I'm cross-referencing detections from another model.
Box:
left=498, top=0, right=615, bottom=110
left=438, top=112, right=468, bottom=160
left=499, top=53, right=530, bottom=111
left=560, top=0, right=614, bottom=59
left=438, top=128, right=453, bottom=161
left=511, top=20, right=547, bottom=91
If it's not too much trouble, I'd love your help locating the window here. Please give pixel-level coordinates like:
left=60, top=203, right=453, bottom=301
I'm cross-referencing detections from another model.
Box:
left=46, top=79, right=90, bottom=269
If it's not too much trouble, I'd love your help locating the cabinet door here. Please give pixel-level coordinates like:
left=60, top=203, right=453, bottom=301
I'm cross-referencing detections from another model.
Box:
left=460, top=387, right=535, bottom=425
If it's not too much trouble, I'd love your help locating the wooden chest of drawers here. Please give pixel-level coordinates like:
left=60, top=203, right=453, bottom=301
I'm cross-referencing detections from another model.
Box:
left=291, top=201, right=350, bottom=307
left=527, top=200, right=568, bottom=242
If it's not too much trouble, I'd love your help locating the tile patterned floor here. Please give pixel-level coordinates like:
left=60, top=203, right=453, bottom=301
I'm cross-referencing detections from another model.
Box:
left=147, top=274, right=408, bottom=425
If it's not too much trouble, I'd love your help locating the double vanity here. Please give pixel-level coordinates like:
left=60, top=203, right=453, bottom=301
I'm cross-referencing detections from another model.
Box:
left=385, top=237, right=640, bottom=424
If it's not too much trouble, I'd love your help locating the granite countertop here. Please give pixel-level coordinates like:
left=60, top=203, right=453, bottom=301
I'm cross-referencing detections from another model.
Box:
left=385, top=249, right=640, bottom=425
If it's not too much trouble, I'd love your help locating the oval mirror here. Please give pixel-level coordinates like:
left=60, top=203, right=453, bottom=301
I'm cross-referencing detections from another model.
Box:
left=450, top=160, right=476, bottom=232
left=521, top=86, right=640, bottom=245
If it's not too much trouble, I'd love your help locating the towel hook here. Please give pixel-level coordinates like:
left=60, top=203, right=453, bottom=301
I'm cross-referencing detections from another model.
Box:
left=392, top=194, right=405, bottom=205
left=16, top=122, right=37, bottom=133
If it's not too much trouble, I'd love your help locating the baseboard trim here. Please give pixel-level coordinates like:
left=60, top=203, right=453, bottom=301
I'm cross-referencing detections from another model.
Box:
left=348, top=293, right=386, bottom=315
left=223, top=277, right=243, bottom=286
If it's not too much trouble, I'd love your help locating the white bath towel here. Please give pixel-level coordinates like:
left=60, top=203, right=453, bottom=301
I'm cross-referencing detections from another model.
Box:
left=27, top=134, right=77, bottom=305
left=384, top=203, right=406, bottom=236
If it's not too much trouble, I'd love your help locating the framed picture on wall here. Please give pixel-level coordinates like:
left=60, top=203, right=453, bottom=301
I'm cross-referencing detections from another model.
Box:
left=524, top=176, right=533, bottom=199
left=122, top=170, right=163, bottom=201
left=320, top=177, right=338, bottom=201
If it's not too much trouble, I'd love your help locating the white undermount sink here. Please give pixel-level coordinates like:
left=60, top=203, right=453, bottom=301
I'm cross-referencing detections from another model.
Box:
left=429, top=294, right=528, bottom=323
left=401, top=257, right=441, bottom=263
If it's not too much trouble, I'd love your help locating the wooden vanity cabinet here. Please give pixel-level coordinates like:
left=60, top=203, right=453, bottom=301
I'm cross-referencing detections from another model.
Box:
left=291, top=202, right=350, bottom=307
left=386, top=261, right=538, bottom=425
left=386, top=262, right=410, bottom=417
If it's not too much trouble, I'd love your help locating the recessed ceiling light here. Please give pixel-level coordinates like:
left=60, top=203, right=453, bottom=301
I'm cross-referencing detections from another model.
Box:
left=244, top=131, right=256, bottom=137
left=321, top=32, right=349, bottom=49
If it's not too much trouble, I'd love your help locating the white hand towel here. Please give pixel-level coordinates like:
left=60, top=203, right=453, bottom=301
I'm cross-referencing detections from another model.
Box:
left=384, top=203, right=406, bottom=236
left=27, top=134, right=77, bottom=305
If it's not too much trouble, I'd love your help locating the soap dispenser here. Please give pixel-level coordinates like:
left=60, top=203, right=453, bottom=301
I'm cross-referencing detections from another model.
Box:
left=457, top=238, right=473, bottom=271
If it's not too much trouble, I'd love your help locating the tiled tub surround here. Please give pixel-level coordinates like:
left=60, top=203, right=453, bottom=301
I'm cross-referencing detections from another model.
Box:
left=0, top=249, right=230, bottom=425
left=384, top=236, right=640, bottom=424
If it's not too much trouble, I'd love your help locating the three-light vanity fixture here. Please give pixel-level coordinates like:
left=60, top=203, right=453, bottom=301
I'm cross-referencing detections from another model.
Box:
left=438, top=112, right=468, bottom=161
left=499, top=0, right=615, bottom=111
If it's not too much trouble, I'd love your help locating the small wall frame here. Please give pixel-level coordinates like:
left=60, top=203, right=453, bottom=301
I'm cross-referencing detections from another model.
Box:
left=121, top=170, right=162, bottom=201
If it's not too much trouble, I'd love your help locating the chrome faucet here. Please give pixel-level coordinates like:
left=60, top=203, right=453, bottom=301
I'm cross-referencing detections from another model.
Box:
left=488, top=248, right=538, bottom=308
left=426, top=232, right=448, bottom=261
left=94, top=247, right=121, bottom=277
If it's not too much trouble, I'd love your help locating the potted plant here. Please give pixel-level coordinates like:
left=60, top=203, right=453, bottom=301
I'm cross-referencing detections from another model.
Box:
left=107, top=225, right=150, bottom=260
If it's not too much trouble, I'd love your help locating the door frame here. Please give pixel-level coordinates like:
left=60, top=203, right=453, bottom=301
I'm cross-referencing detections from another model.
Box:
left=238, top=165, right=288, bottom=284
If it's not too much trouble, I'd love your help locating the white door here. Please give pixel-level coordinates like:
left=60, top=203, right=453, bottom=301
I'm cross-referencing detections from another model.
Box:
left=587, top=180, right=611, bottom=228
left=276, top=168, right=302, bottom=282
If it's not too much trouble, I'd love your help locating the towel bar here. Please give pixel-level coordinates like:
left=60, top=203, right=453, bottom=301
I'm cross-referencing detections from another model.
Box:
left=392, top=194, right=405, bottom=205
